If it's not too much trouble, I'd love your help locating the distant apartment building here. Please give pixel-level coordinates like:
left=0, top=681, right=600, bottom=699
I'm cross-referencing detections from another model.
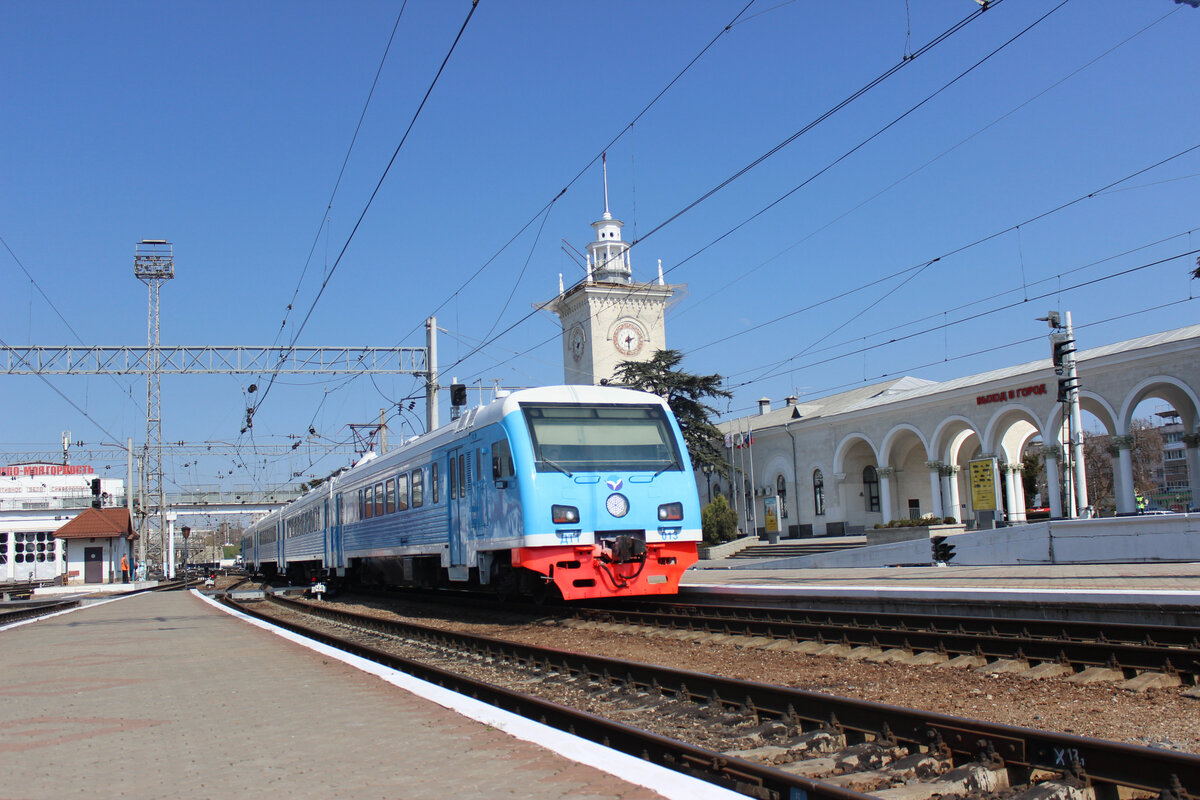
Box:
left=1153, top=409, right=1191, bottom=511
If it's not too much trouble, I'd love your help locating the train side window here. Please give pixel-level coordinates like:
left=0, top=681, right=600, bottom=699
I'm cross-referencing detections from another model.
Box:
left=396, top=473, right=409, bottom=511
left=363, top=486, right=374, bottom=519
left=449, top=457, right=457, bottom=499
left=458, top=454, right=466, bottom=498
left=492, top=439, right=512, bottom=479
left=431, top=463, right=439, bottom=503
left=385, top=480, right=395, bottom=514
left=374, top=482, right=384, bottom=516
left=411, top=469, right=424, bottom=508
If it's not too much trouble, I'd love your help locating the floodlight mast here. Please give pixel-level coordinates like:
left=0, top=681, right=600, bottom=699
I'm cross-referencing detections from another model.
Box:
left=134, top=239, right=174, bottom=575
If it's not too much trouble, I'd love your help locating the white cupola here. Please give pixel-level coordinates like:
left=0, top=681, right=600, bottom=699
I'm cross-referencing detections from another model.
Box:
left=586, top=154, right=632, bottom=284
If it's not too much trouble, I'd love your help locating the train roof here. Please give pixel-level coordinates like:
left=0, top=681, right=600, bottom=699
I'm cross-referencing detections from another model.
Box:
left=248, top=385, right=670, bottom=529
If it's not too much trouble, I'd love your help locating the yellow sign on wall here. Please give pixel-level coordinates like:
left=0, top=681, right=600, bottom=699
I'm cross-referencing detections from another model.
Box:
left=969, top=458, right=997, bottom=511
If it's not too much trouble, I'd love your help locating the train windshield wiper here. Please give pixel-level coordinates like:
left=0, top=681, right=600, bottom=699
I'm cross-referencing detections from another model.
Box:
left=652, top=454, right=679, bottom=478
left=539, top=456, right=574, bottom=477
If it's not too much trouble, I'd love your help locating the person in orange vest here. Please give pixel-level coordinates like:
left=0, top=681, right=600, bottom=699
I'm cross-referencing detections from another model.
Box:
left=120, top=553, right=130, bottom=583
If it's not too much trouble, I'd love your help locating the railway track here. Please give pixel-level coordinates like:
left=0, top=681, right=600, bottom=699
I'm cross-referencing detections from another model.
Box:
left=230, top=593, right=1200, bottom=800
left=573, top=600, right=1200, bottom=687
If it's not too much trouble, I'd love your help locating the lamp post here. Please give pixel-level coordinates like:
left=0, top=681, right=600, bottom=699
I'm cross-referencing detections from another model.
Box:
left=701, top=464, right=714, bottom=504
left=180, top=526, right=190, bottom=589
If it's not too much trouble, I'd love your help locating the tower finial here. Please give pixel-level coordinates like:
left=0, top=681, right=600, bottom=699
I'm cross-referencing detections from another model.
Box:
left=602, top=152, right=611, bottom=220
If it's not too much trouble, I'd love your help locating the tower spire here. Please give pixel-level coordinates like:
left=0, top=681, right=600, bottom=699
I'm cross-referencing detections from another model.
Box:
left=602, top=152, right=611, bottom=220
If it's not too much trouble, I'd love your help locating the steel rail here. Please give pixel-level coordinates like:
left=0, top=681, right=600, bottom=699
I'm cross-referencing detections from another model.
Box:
left=582, top=601, right=1200, bottom=681
left=257, top=595, right=1200, bottom=796
left=227, top=596, right=873, bottom=800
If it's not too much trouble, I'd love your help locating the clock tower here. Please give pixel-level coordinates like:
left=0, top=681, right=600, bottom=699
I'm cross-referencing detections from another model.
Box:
left=544, top=160, right=681, bottom=385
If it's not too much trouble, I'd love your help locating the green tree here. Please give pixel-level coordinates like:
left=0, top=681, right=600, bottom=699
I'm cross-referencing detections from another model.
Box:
left=701, top=495, right=739, bottom=545
left=612, top=349, right=732, bottom=475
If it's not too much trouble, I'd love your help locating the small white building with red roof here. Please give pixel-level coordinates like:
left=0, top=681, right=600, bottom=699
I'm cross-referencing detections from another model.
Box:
left=54, top=508, right=138, bottom=585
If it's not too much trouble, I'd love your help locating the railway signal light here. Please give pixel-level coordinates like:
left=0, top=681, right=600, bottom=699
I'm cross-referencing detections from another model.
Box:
left=931, top=535, right=956, bottom=564
left=1051, top=333, right=1074, bottom=375
left=91, top=478, right=102, bottom=508
left=450, top=383, right=467, bottom=407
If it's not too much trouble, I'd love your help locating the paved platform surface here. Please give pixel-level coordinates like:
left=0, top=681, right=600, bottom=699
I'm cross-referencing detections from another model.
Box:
left=685, top=560, right=1200, bottom=591
left=0, top=591, right=671, bottom=800
left=681, top=560, right=1200, bottom=624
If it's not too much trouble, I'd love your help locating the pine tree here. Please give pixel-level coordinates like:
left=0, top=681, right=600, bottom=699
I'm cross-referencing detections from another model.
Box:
left=612, top=349, right=731, bottom=476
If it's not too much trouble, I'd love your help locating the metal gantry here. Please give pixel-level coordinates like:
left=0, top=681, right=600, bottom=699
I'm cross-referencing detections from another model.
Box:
left=0, top=345, right=429, bottom=375
left=4, top=236, right=441, bottom=575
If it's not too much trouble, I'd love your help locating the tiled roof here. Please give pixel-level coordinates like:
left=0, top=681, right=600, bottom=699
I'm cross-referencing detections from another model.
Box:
left=53, top=507, right=137, bottom=540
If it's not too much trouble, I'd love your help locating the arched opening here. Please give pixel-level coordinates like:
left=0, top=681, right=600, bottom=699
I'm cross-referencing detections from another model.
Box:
left=812, top=469, right=825, bottom=516
left=862, top=465, right=880, bottom=514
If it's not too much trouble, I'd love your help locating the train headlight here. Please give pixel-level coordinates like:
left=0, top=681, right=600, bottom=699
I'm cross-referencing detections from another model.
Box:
left=605, top=493, right=629, bottom=518
left=552, top=504, right=580, bottom=524
left=657, top=502, right=683, bottom=521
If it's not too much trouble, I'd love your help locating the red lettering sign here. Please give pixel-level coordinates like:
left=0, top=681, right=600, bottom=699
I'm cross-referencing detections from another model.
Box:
left=0, top=464, right=96, bottom=477
left=976, top=383, right=1046, bottom=406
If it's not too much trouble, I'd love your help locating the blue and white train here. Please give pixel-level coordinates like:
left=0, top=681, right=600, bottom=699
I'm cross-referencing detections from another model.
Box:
left=243, top=385, right=702, bottom=600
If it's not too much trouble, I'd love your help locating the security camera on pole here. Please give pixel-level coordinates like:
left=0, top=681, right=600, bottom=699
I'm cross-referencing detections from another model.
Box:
left=1042, top=310, right=1090, bottom=518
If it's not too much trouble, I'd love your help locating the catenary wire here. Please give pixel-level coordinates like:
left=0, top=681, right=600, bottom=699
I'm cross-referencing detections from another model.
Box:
left=678, top=6, right=1182, bottom=319
left=248, top=1, right=481, bottom=422
left=437, top=0, right=1063, bottom=385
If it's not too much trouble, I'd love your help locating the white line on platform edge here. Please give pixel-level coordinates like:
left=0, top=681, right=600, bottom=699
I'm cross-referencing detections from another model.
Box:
left=197, top=590, right=744, bottom=800
left=682, top=583, right=1200, bottom=603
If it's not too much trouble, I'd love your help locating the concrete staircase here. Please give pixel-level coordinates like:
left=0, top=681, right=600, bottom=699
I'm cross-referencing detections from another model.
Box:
left=729, top=537, right=867, bottom=559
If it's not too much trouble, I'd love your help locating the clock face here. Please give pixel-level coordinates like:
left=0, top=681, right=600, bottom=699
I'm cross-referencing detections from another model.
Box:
left=611, top=322, right=644, bottom=356
left=569, top=325, right=587, bottom=362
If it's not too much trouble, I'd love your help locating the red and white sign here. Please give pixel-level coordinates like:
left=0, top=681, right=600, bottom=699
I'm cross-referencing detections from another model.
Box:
left=1, top=463, right=96, bottom=477
left=976, top=383, right=1047, bottom=406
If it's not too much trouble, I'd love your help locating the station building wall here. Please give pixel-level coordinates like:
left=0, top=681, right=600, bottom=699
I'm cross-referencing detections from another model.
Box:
left=708, top=325, right=1200, bottom=537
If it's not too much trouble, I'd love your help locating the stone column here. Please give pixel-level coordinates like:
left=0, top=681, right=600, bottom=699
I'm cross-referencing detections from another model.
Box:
left=946, top=465, right=962, bottom=523
left=1002, top=464, right=1018, bottom=525
left=1185, top=433, right=1200, bottom=512
left=1112, top=434, right=1136, bottom=515
left=1042, top=445, right=1063, bottom=519
left=1013, top=465, right=1027, bottom=523
left=939, top=467, right=953, bottom=522
left=878, top=466, right=895, bottom=524
left=926, top=461, right=944, bottom=518
left=165, top=513, right=176, bottom=580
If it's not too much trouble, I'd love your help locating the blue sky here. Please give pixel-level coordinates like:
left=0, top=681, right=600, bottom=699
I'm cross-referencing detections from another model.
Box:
left=2, top=1, right=1198, bottom=492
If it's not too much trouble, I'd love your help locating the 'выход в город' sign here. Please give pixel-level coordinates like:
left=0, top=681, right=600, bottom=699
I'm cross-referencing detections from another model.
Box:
left=976, top=383, right=1046, bottom=406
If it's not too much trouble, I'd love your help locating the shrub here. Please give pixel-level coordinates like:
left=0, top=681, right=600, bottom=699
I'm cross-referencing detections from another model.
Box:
left=872, top=514, right=958, bottom=529
left=701, top=495, right=739, bottom=545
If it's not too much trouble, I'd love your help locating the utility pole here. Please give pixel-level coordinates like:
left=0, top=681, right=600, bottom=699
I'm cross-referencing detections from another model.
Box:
left=1044, top=310, right=1090, bottom=518
left=1064, top=311, right=1090, bottom=517
left=426, top=316, right=438, bottom=432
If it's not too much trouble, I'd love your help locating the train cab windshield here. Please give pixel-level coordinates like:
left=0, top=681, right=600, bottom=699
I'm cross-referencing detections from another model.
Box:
left=521, top=403, right=684, bottom=475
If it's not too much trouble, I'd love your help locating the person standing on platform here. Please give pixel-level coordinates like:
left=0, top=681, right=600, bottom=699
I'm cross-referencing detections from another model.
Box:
left=120, top=553, right=130, bottom=583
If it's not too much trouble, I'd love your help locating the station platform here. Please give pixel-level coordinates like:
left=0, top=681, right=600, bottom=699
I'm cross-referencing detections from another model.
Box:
left=0, top=590, right=737, bottom=800
left=681, top=559, right=1200, bottom=625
